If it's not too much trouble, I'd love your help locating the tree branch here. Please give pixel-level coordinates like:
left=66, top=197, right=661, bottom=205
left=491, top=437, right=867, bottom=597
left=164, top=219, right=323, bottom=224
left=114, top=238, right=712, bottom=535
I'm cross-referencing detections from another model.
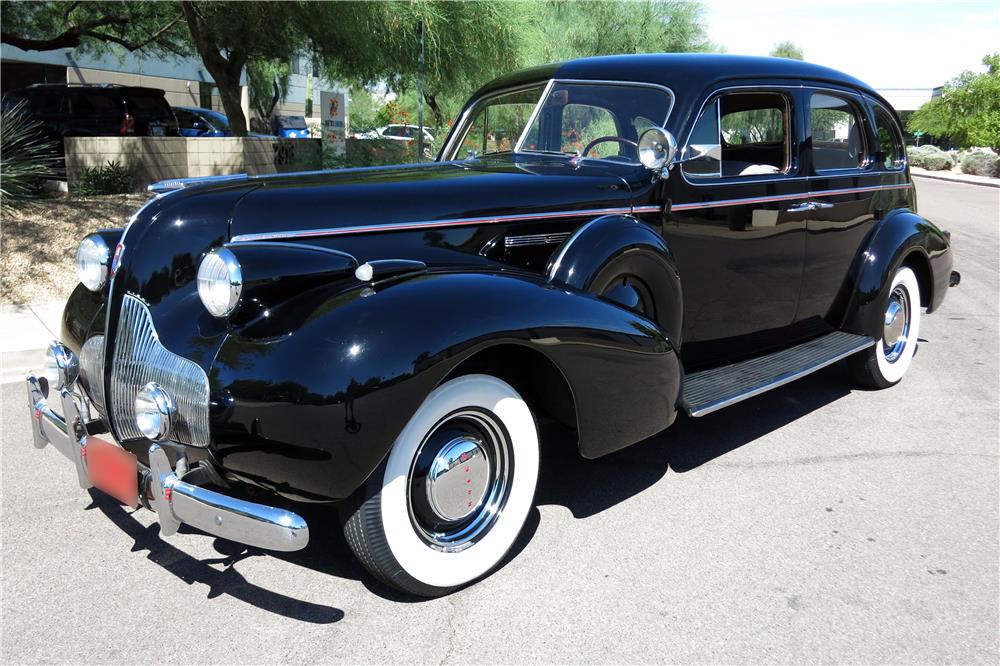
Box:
left=80, top=14, right=183, bottom=53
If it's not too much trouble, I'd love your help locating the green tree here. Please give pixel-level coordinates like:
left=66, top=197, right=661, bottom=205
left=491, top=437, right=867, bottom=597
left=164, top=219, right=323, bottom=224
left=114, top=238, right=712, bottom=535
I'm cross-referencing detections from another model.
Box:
left=247, top=58, right=292, bottom=128
left=0, top=1, right=187, bottom=54
left=529, top=0, right=715, bottom=63
left=770, top=41, right=803, bottom=60
left=908, top=53, right=1000, bottom=150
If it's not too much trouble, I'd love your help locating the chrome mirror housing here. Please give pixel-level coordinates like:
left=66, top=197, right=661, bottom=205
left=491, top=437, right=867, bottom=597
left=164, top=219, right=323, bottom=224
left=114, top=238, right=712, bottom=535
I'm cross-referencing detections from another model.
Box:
left=637, top=127, right=678, bottom=174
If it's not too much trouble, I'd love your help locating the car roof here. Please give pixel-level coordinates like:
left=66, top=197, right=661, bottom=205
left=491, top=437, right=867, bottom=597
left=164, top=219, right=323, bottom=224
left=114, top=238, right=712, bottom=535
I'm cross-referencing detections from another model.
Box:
left=471, top=53, right=880, bottom=102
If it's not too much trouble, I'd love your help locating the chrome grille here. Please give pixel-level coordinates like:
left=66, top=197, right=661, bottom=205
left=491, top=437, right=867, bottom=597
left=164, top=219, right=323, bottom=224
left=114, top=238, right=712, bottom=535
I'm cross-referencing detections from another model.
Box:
left=110, top=294, right=211, bottom=446
left=78, top=334, right=106, bottom=416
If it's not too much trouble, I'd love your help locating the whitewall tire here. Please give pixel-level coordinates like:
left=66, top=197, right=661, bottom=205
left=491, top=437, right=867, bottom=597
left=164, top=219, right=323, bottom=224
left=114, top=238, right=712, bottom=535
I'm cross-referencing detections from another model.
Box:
left=850, top=266, right=921, bottom=389
left=341, top=374, right=539, bottom=596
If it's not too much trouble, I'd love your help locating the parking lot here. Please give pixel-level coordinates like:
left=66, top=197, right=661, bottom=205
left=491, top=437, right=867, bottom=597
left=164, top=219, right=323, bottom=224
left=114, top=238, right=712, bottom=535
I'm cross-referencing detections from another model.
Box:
left=1, top=177, right=997, bottom=664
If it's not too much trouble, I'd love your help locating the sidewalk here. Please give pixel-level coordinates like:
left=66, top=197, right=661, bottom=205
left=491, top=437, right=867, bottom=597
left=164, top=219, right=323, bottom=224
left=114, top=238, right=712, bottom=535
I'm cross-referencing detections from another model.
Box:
left=0, top=300, right=64, bottom=383
left=910, top=166, right=1000, bottom=188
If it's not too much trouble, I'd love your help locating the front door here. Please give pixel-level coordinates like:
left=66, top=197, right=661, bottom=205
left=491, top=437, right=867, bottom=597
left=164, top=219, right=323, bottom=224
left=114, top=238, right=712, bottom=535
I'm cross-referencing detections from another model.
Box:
left=662, top=86, right=810, bottom=369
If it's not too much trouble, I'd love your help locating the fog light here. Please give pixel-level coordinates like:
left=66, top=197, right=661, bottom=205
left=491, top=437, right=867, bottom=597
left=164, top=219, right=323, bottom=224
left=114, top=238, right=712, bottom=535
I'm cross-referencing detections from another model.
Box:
left=134, top=382, right=177, bottom=441
left=43, top=341, right=79, bottom=391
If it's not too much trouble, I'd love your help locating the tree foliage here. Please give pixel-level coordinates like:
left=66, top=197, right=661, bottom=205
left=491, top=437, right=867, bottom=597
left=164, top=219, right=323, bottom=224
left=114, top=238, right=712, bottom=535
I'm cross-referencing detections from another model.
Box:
left=769, top=41, right=803, bottom=60
left=908, top=53, right=1000, bottom=150
left=0, top=1, right=187, bottom=54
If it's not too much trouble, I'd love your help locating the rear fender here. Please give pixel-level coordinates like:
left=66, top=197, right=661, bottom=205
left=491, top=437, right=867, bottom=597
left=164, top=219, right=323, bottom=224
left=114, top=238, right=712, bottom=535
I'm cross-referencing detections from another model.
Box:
left=836, top=208, right=951, bottom=337
left=210, top=270, right=680, bottom=501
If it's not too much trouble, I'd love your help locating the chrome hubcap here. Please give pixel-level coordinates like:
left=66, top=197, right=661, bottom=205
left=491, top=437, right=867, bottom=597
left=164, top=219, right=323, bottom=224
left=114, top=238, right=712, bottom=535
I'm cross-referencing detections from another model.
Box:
left=408, top=409, right=513, bottom=552
left=426, top=437, right=490, bottom=522
left=882, top=285, right=911, bottom=362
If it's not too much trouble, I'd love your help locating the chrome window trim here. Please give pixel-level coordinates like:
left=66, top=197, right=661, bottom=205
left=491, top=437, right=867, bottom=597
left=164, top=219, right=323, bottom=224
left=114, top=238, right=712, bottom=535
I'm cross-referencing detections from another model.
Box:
left=683, top=90, right=794, bottom=181
left=867, top=97, right=908, bottom=172
left=670, top=182, right=912, bottom=212
left=808, top=90, right=874, bottom=175
left=514, top=79, right=676, bottom=162
left=440, top=80, right=553, bottom=161
left=679, top=83, right=882, bottom=188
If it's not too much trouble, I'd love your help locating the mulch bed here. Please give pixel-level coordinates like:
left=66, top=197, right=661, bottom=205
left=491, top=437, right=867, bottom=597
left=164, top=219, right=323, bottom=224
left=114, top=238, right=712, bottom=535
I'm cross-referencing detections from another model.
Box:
left=1, top=194, right=150, bottom=305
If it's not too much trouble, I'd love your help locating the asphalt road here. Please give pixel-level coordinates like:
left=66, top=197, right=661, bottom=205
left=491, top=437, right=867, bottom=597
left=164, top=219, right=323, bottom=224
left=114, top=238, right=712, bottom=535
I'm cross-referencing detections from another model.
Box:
left=2, top=177, right=997, bottom=664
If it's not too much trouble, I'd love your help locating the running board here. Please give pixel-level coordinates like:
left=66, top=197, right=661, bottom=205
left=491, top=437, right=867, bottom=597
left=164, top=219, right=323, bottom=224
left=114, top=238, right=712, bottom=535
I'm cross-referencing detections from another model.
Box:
left=680, top=331, right=875, bottom=417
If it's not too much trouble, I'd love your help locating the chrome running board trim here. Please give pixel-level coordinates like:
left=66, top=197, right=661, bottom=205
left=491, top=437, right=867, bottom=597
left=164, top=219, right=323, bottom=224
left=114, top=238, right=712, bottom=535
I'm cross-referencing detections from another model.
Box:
left=680, top=331, right=875, bottom=417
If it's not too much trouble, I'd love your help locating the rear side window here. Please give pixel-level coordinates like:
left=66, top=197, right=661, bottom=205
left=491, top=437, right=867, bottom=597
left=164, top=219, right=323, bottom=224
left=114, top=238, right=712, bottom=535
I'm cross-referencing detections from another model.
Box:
left=872, top=103, right=904, bottom=170
left=72, top=93, right=120, bottom=116
left=810, top=93, right=867, bottom=172
left=126, top=92, right=173, bottom=120
left=683, top=91, right=792, bottom=178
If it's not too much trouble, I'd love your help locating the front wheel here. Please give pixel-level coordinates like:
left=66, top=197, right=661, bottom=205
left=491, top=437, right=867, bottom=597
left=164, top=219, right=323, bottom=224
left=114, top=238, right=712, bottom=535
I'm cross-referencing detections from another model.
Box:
left=850, top=265, right=922, bottom=389
left=341, top=374, right=539, bottom=597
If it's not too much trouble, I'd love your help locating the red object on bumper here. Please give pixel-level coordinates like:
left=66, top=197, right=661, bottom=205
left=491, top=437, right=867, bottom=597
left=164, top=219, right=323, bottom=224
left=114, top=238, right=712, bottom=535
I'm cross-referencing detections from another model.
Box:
left=85, top=436, right=139, bottom=508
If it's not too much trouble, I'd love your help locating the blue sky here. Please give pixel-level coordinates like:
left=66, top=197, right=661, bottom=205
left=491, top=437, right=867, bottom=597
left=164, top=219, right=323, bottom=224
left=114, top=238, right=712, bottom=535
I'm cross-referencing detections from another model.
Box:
left=702, top=0, right=999, bottom=88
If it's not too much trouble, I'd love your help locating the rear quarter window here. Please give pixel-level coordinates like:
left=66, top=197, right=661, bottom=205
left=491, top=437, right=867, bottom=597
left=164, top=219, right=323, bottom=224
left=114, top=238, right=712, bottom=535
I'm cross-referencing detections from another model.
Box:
left=126, top=93, right=173, bottom=120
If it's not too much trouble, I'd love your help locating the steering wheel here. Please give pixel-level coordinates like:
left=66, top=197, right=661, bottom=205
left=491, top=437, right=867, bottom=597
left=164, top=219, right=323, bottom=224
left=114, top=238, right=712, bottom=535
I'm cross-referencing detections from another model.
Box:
left=581, top=136, right=638, bottom=159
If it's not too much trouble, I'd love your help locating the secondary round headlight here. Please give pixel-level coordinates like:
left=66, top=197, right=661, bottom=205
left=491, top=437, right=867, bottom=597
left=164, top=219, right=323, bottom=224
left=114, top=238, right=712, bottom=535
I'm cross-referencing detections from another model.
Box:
left=197, top=248, right=242, bottom=317
left=75, top=234, right=111, bottom=291
left=134, top=382, right=177, bottom=441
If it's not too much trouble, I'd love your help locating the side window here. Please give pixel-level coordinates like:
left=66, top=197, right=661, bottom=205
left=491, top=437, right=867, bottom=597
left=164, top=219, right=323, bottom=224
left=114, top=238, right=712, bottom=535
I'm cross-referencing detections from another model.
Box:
left=810, top=93, right=867, bottom=172
left=683, top=91, right=791, bottom=178
left=872, top=103, right=904, bottom=170
left=560, top=104, right=619, bottom=157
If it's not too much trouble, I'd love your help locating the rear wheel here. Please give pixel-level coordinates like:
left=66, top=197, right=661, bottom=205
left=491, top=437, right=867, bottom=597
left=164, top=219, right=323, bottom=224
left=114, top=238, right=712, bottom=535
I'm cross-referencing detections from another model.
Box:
left=341, top=374, right=539, bottom=597
left=850, top=266, right=921, bottom=389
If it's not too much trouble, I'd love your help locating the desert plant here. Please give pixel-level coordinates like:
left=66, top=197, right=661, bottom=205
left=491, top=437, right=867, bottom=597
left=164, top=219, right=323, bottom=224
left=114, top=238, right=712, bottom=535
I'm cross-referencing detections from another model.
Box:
left=74, top=160, right=135, bottom=196
left=960, top=151, right=1000, bottom=177
left=0, top=99, right=58, bottom=214
left=906, top=144, right=954, bottom=170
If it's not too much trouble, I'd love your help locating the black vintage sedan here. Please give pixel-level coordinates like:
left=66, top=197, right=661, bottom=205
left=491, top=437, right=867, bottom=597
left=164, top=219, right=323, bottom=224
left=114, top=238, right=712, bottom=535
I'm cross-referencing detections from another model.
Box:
left=27, top=54, right=959, bottom=597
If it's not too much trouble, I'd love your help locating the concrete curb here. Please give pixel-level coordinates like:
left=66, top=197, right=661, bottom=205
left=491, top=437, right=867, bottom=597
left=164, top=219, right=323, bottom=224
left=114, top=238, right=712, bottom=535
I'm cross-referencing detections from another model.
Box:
left=911, top=168, right=1000, bottom=189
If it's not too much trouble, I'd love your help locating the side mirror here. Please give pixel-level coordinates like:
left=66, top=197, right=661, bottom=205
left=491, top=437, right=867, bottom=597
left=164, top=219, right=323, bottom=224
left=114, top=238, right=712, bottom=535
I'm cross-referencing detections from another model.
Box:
left=638, top=127, right=678, bottom=174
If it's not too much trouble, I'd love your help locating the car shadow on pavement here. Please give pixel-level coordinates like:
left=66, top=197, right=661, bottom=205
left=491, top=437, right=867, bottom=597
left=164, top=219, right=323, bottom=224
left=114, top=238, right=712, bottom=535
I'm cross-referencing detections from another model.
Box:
left=85, top=490, right=347, bottom=622
left=534, top=362, right=853, bottom=519
left=85, top=362, right=847, bottom=608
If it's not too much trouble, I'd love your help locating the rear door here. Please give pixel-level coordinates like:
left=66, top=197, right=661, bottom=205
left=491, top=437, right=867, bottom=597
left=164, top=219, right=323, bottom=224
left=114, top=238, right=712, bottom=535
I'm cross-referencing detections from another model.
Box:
left=798, top=87, right=881, bottom=322
left=124, top=90, right=176, bottom=136
left=664, top=85, right=810, bottom=368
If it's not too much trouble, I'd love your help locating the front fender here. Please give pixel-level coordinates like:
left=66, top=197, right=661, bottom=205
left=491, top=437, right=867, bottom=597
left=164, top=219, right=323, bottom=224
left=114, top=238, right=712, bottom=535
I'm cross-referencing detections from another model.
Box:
left=209, top=270, right=680, bottom=501
left=547, top=214, right=683, bottom=345
left=837, top=208, right=951, bottom=337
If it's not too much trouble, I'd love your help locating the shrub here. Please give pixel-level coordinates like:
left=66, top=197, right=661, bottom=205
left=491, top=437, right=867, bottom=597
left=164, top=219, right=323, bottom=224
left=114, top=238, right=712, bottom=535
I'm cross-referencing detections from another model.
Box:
left=74, top=160, right=135, bottom=195
left=907, top=144, right=954, bottom=170
left=960, top=151, right=1000, bottom=177
left=0, top=99, right=59, bottom=214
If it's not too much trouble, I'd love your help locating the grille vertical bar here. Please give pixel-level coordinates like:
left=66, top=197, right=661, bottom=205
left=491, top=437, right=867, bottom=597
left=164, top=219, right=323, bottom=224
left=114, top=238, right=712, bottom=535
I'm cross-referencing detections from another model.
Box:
left=109, top=294, right=211, bottom=446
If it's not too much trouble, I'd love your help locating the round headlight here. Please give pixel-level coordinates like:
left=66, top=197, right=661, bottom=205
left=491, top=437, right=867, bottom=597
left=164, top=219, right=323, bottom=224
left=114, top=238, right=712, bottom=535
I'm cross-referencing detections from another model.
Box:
left=75, top=234, right=111, bottom=291
left=197, top=248, right=242, bottom=317
left=43, top=341, right=79, bottom=392
left=134, top=382, right=177, bottom=441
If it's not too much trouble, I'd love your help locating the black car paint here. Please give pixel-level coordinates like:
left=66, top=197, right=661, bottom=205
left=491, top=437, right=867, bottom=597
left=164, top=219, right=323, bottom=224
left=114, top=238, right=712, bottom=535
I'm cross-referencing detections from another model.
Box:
left=61, top=54, right=954, bottom=503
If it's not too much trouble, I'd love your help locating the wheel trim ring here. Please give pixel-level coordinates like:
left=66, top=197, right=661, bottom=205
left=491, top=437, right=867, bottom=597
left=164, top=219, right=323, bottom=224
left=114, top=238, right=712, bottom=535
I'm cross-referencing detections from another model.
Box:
left=406, top=409, right=514, bottom=552
left=883, top=284, right=911, bottom=363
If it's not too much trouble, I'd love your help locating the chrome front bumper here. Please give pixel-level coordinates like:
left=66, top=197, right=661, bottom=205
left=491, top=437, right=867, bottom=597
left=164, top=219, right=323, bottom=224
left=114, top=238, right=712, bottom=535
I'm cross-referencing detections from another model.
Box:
left=25, top=370, right=309, bottom=552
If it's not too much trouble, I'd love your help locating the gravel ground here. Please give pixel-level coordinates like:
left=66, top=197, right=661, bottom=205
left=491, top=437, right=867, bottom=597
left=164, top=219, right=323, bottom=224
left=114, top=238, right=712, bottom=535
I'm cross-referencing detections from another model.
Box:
left=1, top=194, right=149, bottom=305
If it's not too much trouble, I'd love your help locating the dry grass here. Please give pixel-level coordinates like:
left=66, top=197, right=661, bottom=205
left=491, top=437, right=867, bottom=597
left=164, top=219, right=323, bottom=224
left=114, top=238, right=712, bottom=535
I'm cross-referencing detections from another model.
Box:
left=1, top=194, right=150, bottom=304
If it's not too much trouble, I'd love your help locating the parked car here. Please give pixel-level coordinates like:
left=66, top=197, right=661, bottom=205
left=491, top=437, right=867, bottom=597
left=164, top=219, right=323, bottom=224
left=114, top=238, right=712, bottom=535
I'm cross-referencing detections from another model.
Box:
left=356, top=124, right=436, bottom=157
left=174, top=106, right=275, bottom=138
left=273, top=115, right=310, bottom=138
left=2, top=84, right=178, bottom=141
left=27, top=54, right=959, bottom=598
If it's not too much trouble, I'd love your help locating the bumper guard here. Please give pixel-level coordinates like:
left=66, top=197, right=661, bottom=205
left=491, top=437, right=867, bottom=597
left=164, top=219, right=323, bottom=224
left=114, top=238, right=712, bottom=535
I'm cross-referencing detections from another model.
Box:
left=25, top=370, right=309, bottom=552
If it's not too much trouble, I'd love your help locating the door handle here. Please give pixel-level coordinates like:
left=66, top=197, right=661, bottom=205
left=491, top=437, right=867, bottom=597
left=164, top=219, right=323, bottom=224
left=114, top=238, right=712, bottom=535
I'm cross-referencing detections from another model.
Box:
left=785, top=201, right=835, bottom=212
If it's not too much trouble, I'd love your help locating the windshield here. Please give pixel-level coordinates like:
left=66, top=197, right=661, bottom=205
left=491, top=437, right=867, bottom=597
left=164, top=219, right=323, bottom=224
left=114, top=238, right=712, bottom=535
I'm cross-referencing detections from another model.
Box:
left=202, top=109, right=230, bottom=131
left=446, top=81, right=673, bottom=163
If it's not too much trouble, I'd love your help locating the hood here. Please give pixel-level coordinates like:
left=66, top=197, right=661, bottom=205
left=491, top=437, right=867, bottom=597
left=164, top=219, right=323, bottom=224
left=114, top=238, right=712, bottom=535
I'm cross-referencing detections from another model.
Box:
left=229, top=155, right=634, bottom=243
